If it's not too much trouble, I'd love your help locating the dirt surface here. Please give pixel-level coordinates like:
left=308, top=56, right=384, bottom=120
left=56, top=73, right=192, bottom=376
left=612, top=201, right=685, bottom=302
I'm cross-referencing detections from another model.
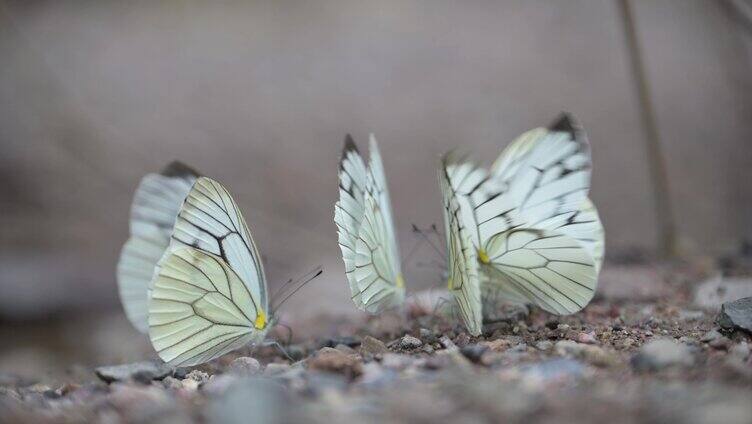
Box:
left=1, top=262, right=751, bottom=424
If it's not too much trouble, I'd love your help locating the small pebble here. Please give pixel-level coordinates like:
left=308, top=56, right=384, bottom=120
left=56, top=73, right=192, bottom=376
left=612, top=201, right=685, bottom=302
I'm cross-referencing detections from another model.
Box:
left=398, top=335, right=423, bottom=350
left=162, top=376, right=183, bottom=390
left=307, top=347, right=362, bottom=379
left=180, top=378, right=200, bottom=391
left=536, top=340, right=554, bottom=351
left=229, top=357, right=261, bottom=376
left=264, top=363, right=290, bottom=376
left=631, top=338, right=695, bottom=372
left=361, top=336, right=389, bottom=355
left=700, top=329, right=723, bottom=343
left=460, top=344, right=488, bottom=363
left=730, top=342, right=750, bottom=361
left=94, top=361, right=173, bottom=384
left=184, top=370, right=210, bottom=383
left=455, top=333, right=471, bottom=347
left=576, top=332, right=597, bottom=344
left=439, top=336, right=457, bottom=350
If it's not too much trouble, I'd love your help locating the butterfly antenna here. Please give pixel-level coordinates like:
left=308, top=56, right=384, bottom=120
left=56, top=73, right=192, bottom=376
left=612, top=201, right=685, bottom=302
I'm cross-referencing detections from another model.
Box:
left=429, top=223, right=445, bottom=249
left=411, top=224, right=446, bottom=261
left=271, top=268, right=323, bottom=315
left=270, top=266, right=320, bottom=306
left=269, top=277, right=295, bottom=306
left=401, top=236, right=423, bottom=268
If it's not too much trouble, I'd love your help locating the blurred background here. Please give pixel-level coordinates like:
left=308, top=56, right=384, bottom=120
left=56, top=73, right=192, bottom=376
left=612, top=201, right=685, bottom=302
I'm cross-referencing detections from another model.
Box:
left=1, top=0, right=751, bottom=377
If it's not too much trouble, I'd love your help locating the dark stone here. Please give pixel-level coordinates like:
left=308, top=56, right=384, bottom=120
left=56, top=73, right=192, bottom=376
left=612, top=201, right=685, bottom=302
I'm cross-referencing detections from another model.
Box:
left=460, top=344, right=489, bottom=363
left=717, top=297, right=752, bottom=334
left=318, top=336, right=361, bottom=349
left=94, top=361, right=173, bottom=383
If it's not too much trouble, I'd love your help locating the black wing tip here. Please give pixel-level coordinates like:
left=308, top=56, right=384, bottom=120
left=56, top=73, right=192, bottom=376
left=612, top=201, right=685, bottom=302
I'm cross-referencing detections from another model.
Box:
left=340, top=134, right=360, bottom=169
left=548, top=112, right=580, bottom=137
left=343, top=134, right=359, bottom=154
left=160, top=161, right=201, bottom=178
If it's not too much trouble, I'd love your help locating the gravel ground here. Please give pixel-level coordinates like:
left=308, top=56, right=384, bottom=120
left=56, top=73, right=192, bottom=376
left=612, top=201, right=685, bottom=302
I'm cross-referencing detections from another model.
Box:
left=1, top=262, right=751, bottom=424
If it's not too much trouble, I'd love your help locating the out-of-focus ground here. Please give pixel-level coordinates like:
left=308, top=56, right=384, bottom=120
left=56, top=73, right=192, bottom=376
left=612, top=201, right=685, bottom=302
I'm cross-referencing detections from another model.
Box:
left=1, top=258, right=752, bottom=423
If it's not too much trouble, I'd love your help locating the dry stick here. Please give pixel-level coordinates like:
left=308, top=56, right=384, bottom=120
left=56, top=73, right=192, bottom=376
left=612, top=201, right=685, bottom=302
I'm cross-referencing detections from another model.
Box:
left=618, top=0, right=678, bottom=258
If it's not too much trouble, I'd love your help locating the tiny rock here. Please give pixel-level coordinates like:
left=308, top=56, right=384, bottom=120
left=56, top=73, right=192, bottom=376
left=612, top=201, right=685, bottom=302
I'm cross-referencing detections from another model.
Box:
left=307, top=347, right=362, bottom=379
left=730, top=342, right=750, bottom=361
left=228, top=357, right=261, bottom=376
left=460, top=344, right=488, bottom=363
left=184, top=370, right=210, bottom=383
left=536, top=340, right=554, bottom=351
left=555, top=340, right=615, bottom=367
left=482, top=339, right=512, bottom=352
left=263, top=363, right=290, bottom=376
left=398, top=335, right=423, bottom=350
left=439, top=336, right=457, bottom=350
left=631, top=338, right=696, bottom=372
left=94, top=361, right=173, bottom=384
left=700, top=329, right=724, bottom=343
left=360, top=335, right=389, bottom=355
left=181, top=378, right=200, bottom=391
left=162, top=376, right=183, bottom=390
left=576, top=332, right=597, bottom=344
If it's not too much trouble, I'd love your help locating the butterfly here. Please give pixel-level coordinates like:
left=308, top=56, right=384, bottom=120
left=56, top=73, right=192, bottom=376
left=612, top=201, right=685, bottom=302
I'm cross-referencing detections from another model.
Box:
left=334, top=134, right=406, bottom=314
left=120, top=166, right=317, bottom=366
left=440, top=114, right=604, bottom=336
left=148, top=176, right=325, bottom=367
left=117, top=161, right=199, bottom=333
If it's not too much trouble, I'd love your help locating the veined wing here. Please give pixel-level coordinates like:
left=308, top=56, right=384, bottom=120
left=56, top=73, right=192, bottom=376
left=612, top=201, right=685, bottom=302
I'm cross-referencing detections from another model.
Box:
left=366, top=135, right=401, bottom=270
left=443, top=154, right=522, bottom=257
left=163, top=177, right=268, bottom=314
left=334, top=136, right=369, bottom=308
left=490, top=113, right=592, bottom=228
left=117, top=161, right=198, bottom=333
left=352, top=191, right=405, bottom=314
left=534, top=198, right=605, bottom=272
left=481, top=228, right=597, bottom=315
left=336, top=135, right=405, bottom=313
left=440, top=156, right=483, bottom=336
left=149, top=247, right=265, bottom=367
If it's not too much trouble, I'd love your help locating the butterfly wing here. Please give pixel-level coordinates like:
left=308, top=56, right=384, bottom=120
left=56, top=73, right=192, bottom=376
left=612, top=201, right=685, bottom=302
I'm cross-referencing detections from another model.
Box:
left=352, top=191, right=405, bottom=313
left=440, top=156, right=483, bottom=336
left=148, top=177, right=269, bottom=365
left=149, top=247, right=263, bottom=367
left=336, top=135, right=405, bottom=313
left=491, top=113, right=592, bottom=229
left=116, top=161, right=198, bottom=333
left=534, top=198, right=605, bottom=272
left=481, top=228, right=597, bottom=314
left=334, top=136, right=369, bottom=308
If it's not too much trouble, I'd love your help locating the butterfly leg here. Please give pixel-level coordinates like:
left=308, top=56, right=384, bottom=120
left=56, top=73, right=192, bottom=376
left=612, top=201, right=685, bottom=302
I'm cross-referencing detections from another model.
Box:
left=262, top=340, right=294, bottom=362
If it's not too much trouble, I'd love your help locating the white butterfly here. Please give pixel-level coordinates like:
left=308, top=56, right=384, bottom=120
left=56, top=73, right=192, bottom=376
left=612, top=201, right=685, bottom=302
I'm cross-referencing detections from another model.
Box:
left=117, top=162, right=199, bottom=333
left=147, top=176, right=276, bottom=367
left=441, top=114, right=604, bottom=335
left=334, top=134, right=406, bottom=314
left=439, top=160, right=483, bottom=336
